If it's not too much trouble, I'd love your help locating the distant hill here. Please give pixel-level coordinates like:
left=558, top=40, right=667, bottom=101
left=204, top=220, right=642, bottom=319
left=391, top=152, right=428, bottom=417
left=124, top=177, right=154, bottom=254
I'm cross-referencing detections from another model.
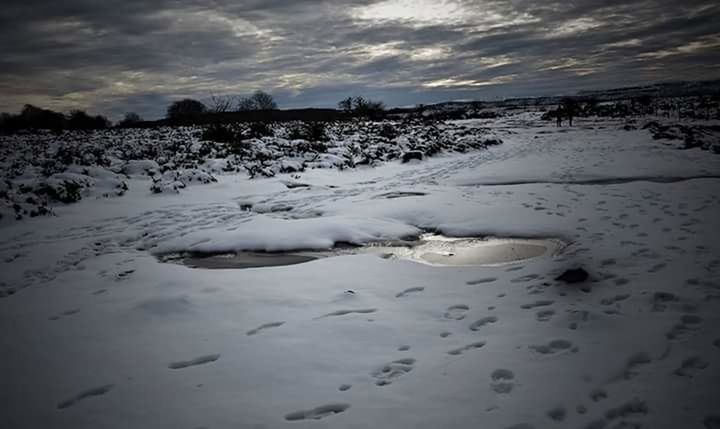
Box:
left=411, top=79, right=720, bottom=115
left=576, top=79, right=720, bottom=100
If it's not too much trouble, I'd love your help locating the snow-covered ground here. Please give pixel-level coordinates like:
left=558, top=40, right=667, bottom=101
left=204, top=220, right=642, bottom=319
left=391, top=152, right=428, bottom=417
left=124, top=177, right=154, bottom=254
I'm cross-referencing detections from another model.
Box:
left=2, top=113, right=720, bottom=429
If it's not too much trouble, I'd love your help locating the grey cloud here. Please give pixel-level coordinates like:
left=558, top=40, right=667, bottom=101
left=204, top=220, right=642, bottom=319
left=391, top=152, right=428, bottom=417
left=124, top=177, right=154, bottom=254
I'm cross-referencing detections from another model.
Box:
left=0, top=0, right=718, bottom=119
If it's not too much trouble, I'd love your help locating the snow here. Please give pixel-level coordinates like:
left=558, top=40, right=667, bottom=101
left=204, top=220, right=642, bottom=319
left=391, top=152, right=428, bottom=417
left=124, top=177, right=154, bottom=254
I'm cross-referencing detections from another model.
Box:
left=156, top=215, right=421, bottom=253
left=1, top=113, right=720, bottom=429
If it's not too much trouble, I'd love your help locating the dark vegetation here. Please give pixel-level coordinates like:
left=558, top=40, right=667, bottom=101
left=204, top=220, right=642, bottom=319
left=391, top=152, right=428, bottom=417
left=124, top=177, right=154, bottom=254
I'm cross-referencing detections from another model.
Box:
left=540, top=94, right=720, bottom=124
left=4, top=82, right=719, bottom=134
left=0, top=105, right=111, bottom=133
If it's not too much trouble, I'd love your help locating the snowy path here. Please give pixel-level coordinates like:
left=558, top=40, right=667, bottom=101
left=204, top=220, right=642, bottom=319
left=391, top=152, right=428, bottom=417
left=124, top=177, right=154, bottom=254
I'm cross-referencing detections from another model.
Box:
left=2, top=115, right=720, bottom=429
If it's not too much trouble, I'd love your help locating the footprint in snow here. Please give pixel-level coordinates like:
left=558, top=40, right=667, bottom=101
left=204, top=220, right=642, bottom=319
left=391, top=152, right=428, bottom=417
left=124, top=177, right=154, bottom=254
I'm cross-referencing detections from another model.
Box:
left=674, top=356, right=708, bottom=377
left=57, top=384, right=114, bottom=410
left=317, top=308, right=377, bottom=319
left=521, top=300, right=554, bottom=309
left=49, top=308, right=80, bottom=320
left=604, top=398, right=648, bottom=421
left=448, top=341, right=486, bottom=355
left=651, top=291, right=678, bottom=312
left=444, top=304, right=470, bottom=320
left=490, top=369, right=515, bottom=394
left=371, top=358, right=416, bottom=386
left=536, top=309, right=555, bottom=322
left=511, top=274, right=541, bottom=283
left=666, top=314, right=703, bottom=341
left=168, top=354, right=220, bottom=369
left=246, top=321, right=285, bottom=336
left=469, top=316, right=498, bottom=331
left=284, top=403, right=350, bottom=421
left=590, top=388, right=608, bottom=402
left=547, top=406, right=567, bottom=422
left=600, top=293, right=631, bottom=306
left=529, top=339, right=575, bottom=355
left=467, top=277, right=497, bottom=285
left=620, top=352, right=652, bottom=380
left=395, top=287, right=425, bottom=298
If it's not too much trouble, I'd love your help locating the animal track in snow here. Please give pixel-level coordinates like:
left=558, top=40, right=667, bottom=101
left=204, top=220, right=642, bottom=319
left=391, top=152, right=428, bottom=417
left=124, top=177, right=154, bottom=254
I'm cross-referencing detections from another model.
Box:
left=469, top=316, right=498, bottom=331
left=57, top=384, right=114, bottom=409
left=168, top=354, right=220, bottom=369
left=284, top=403, right=350, bottom=421
left=444, top=304, right=470, bottom=320
left=371, top=358, right=416, bottom=386
left=396, top=287, right=425, bottom=298
left=448, top=341, right=486, bottom=355
left=246, top=321, right=285, bottom=336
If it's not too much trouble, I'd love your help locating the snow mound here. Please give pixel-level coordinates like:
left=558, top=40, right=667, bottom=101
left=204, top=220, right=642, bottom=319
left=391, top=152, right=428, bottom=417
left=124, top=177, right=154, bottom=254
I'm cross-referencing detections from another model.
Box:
left=154, top=215, right=421, bottom=254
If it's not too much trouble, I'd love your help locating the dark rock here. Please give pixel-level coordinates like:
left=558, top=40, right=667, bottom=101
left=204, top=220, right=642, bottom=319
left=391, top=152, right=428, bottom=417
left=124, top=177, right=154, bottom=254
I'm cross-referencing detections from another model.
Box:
left=401, top=151, right=423, bottom=163
left=556, top=268, right=589, bottom=284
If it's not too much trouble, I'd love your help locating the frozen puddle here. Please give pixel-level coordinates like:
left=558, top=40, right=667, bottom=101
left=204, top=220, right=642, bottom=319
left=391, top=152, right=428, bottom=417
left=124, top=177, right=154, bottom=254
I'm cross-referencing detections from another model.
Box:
left=160, top=234, right=566, bottom=269
left=391, top=235, right=565, bottom=267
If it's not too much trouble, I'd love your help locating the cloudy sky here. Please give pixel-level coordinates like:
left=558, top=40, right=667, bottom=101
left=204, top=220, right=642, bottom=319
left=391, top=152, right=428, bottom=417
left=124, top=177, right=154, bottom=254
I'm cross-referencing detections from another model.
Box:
left=1, top=0, right=718, bottom=119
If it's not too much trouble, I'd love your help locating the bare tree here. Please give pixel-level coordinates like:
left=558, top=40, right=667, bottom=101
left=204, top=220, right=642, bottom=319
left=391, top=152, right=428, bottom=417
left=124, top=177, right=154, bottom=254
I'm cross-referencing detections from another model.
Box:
left=209, top=93, right=235, bottom=113
left=338, top=97, right=353, bottom=112
left=118, top=112, right=142, bottom=127
left=166, top=99, right=206, bottom=119
left=252, top=90, right=278, bottom=110
left=237, top=91, right=278, bottom=111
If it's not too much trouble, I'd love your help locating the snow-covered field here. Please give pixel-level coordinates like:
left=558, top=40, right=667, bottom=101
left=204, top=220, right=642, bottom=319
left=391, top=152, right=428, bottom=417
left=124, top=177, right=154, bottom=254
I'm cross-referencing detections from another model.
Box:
left=2, top=113, right=720, bottom=429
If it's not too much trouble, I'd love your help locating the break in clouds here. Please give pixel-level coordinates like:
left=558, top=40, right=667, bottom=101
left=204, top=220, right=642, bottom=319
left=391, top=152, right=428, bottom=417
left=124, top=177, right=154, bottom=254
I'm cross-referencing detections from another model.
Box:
left=1, top=0, right=719, bottom=119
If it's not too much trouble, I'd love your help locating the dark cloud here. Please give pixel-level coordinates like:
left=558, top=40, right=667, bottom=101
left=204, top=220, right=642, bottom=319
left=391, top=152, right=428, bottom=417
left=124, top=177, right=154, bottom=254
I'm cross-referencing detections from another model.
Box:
left=0, top=0, right=717, bottom=119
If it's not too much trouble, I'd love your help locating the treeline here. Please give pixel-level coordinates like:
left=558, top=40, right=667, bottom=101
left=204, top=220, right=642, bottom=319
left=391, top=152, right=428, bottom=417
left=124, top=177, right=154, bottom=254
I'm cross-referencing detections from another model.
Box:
left=164, top=91, right=387, bottom=123
left=540, top=94, right=720, bottom=123
left=0, top=104, right=119, bottom=133
left=1, top=90, right=392, bottom=133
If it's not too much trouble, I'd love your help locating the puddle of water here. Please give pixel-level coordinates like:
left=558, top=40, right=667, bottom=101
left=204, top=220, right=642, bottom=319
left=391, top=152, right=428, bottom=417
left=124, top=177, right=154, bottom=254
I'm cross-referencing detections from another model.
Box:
left=161, top=234, right=565, bottom=270
left=393, top=235, right=561, bottom=266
